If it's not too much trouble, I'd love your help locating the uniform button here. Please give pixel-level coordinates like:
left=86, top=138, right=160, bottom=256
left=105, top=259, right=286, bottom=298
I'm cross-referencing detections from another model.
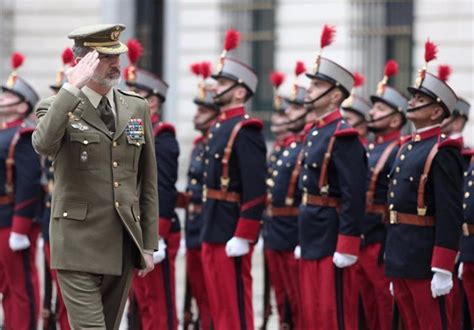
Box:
left=392, top=179, right=397, bottom=185
left=191, top=179, right=197, bottom=185
left=464, top=203, right=467, bottom=210
left=114, top=182, right=119, bottom=188
left=469, top=180, right=473, bottom=187
left=400, top=154, right=405, bottom=161
left=63, top=211, right=68, bottom=217
left=277, top=160, right=283, bottom=166
left=366, top=152, right=370, bottom=158
left=368, top=143, right=374, bottom=150
left=273, top=170, right=278, bottom=177
left=465, top=172, right=468, bottom=177
left=113, top=141, right=118, bottom=147
left=203, top=172, right=207, bottom=177
left=304, top=164, right=308, bottom=169
left=283, top=150, right=289, bottom=157
left=465, top=192, right=470, bottom=198
left=390, top=192, right=395, bottom=198
left=113, top=161, right=118, bottom=168
left=304, top=152, right=308, bottom=157
left=407, top=144, right=413, bottom=151
left=389, top=204, right=394, bottom=210
left=303, top=175, right=307, bottom=181
left=46, top=202, right=51, bottom=208
left=209, top=133, right=213, bottom=139
left=214, top=153, right=220, bottom=159
left=312, top=163, right=318, bottom=168
left=361, top=234, right=365, bottom=240
left=395, top=166, right=400, bottom=173
left=409, top=176, right=413, bottom=182
left=83, top=140, right=89, bottom=145
left=205, top=159, right=209, bottom=164
left=270, top=156, right=276, bottom=162
left=49, top=166, right=54, bottom=172
left=205, top=146, right=210, bottom=151
left=215, top=123, right=221, bottom=128
left=312, top=130, right=318, bottom=136
left=115, top=202, right=120, bottom=208
left=290, top=142, right=297, bottom=149
left=307, top=141, right=312, bottom=147
left=303, top=187, right=308, bottom=192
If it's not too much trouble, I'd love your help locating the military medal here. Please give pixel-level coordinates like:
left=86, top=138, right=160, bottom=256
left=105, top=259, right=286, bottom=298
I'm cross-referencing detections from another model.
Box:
left=125, top=118, right=144, bottom=140
left=71, top=122, right=89, bottom=131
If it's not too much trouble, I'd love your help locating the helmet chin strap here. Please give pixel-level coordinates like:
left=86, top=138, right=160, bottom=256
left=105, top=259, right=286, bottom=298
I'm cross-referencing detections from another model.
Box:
left=406, top=102, right=435, bottom=113
left=350, top=118, right=366, bottom=128
left=0, top=100, right=23, bottom=109
left=195, top=112, right=219, bottom=131
left=367, top=110, right=398, bottom=125
left=213, top=82, right=239, bottom=102
left=303, top=85, right=336, bottom=105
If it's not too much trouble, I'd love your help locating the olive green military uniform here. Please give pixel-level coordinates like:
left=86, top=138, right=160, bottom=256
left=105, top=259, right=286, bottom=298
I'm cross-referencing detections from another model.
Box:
left=32, top=24, right=159, bottom=329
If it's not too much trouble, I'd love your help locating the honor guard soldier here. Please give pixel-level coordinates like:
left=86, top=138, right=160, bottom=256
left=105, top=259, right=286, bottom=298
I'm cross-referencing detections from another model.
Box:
left=384, top=40, right=464, bottom=329
left=124, top=39, right=181, bottom=330
left=441, top=91, right=470, bottom=141
left=40, top=48, right=75, bottom=330
left=297, top=25, right=367, bottom=329
left=341, top=72, right=371, bottom=146
left=33, top=24, right=159, bottom=329
left=263, top=63, right=307, bottom=330
left=0, top=52, right=42, bottom=330
left=182, top=61, right=219, bottom=329
left=358, top=59, right=407, bottom=330
left=200, top=29, right=267, bottom=329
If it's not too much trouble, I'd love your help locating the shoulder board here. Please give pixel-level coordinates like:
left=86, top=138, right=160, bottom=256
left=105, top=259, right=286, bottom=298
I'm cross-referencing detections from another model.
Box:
left=193, top=135, right=205, bottom=146
left=240, top=118, right=264, bottom=130
left=117, top=89, right=146, bottom=100
left=334, top=126, right=358, bottom=138
left=462, top=148, right=474, bottom=157
left=438, top=135, right=463, bottom=150
left=153, top=122, right=176, bottom=136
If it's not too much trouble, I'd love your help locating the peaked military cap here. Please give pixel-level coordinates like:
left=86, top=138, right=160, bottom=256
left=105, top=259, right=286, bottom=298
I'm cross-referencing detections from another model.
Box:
left=68, top=24, right=128, bottom=55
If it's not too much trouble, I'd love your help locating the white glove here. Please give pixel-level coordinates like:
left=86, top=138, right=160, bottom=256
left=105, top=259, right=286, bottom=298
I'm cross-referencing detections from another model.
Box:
left=389, top=282, right=394, bottom=296
left=178, top=237, right=186, bottom=257
left=255, top=237, right=264, bottom=252
left=333, top=252, right=358, bottom=268
left=459, top=263, right=464, bottom=280
left=294, top=245, right=301, bottom=259
left=9, top=232, right=30, bottom=251
left=225, top=237, right=250, bottom=257
left=431, top=269, right=453, bottom=298
left=153, top=239, right=167, bottom=264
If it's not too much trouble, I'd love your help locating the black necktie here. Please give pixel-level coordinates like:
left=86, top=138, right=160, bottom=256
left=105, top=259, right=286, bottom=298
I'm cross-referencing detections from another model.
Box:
left=98, top=96, right=115, bottom=133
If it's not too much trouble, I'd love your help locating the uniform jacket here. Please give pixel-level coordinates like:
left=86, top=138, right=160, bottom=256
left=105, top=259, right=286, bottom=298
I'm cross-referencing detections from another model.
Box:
left=459, top=150, right=474, bottom=263
left=32, top=87, right=158, bottom=276
left=298, top=109, right=367, bottom=260
left=385, top=126, right=463, bottom=278
left=200, top=106, right=267, bottom=244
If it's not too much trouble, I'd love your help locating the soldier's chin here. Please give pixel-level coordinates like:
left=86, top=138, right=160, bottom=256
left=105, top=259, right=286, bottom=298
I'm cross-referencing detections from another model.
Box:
left=93, top=76, right=121, bottom=88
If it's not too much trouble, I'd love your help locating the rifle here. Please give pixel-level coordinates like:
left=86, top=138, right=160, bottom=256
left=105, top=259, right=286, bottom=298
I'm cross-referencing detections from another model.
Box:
left=260, top=253, right=272, bottom=330
left=183, top=276, right=194, bottom=329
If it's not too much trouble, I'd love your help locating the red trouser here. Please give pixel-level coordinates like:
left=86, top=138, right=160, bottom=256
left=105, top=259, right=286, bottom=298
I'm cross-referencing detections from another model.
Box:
left=186, top=248, right=212, bottom=329
left=299, top=256, right=359, bottom=330
left=357, top=243, right=393, bottom=330
left=0, top=226, right=40, bottom=330
left=392, top=278, right=450, bottom=330
left=462, top=262, right=474, bottom=324
left=265, top=249, right=302, bottom=329
left=446, top=273, right=461, bottom=330
left=44, top=241, right=71, bottom=330
left=133, top=231, right=181, bottom=330
left=202, top=243, right=254, bottom=330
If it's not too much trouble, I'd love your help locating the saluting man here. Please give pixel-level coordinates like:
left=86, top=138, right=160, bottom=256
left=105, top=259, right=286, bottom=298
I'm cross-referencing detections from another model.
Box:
left=124, top=38, right=181, bottom=330
left=358, top=59, right=408, bottom=330
left=0, top=52, right=42, bottom=330
left=32, top=24, right=158, bottom=329
left=297, top=25, right=367, bottom=329
left=384, top=40, right=463, bottom=329
left=200, top=29, right=267, bottom=329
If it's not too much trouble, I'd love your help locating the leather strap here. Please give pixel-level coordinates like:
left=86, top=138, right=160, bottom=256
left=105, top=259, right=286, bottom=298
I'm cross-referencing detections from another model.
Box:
left=265, top=206, right=299, bottom=217
left=0, top=195, right=13, bottom=205
left=366, top=140, right=399, bottom=206
left=285, top=148, right=305, bottom=206
left=220, top=121, right=245, bottom=192
left=302, top=192, right=341, bottom=211
left=176, top=192, right=190, bottom=209
left=388, top=210, right=435, bottom=227
left=462, top=223, right=474, bottom=236
left=417, top=143, right=439, bottom=216
left=318, top=122, right=340, bottom=195
left=365, top=203, right=389, bottom=222
left=203, top=187, right=240, bottom=203
left=6, top=128, right=22, bottom=198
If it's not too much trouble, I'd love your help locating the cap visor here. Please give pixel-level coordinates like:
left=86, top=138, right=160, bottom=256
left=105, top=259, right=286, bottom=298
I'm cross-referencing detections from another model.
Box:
left=94, top=42, right=128, bottom=55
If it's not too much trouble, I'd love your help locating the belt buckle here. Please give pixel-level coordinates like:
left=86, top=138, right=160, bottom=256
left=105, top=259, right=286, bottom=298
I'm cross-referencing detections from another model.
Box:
left=302, top=193, right=308, bottom=205
left=285, top=197, right=294, bottom=206
left=266, top=207, right=273, bottom=217
left=463, top=223, right=470, bottom=237
left=417, top=207, right=427, bottom=216
left=320, top=185, right=329, bottom=195
left=389, top=210, right=398, bottom=225
left=188, top=203, right=195, bottom=214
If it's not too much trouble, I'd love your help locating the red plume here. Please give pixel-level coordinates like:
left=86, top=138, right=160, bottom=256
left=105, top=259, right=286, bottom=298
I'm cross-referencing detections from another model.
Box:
left=437, top=64, right=452, bottom=82
left=11, top=52, right=25, bottom=70
left=384, top=59, right=399, bottom=77
left=424, top=38, right=438, bottom=63
left=353, top=72, right=365, bottom=88
left=294, top=61, right=306, bottom=76
left=200, top=61, right=212, bottom=79
left=127, top=39, right=144, bottom=65
left=269, top=71, right=285, bottom=88
left=62, top=48, right=74, bottom=65
left=224, top=29, right=240, bottom=51
left=190, top=62, right=201, bottom=76
left=320, top=24, right=336, bottom=49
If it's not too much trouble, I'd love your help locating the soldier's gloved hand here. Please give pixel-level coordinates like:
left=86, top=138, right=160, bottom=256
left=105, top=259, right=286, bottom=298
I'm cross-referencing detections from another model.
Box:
left=389, top=282, right=394, bottom=296
left=458, top=263, right=464, bottom=280
left=9, top=232, right=31, bottom=251
left=65, top=50, right=100, bottom=89
left=225, top=237, right=250, bottom=257
left=153, top=239, right=167, bottom=264
left=431, top=269, right=453, bottom=298
left=294, top=245, right=301, bottom=259
left=333, top=252, right=357, bottom=268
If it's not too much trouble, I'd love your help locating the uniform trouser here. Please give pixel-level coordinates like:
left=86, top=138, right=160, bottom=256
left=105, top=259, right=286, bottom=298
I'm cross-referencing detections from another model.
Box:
left=299, top=256, right=359, bottom=330
left=57, top=230, right=135, bottom=330
left=133, top=231, right=181, bottom=330
left=265, top=249, right=302, bottom=329
left=392, top=278, right=450, bottom=330
left=44, top=241, right=71, bottom=330
left=446, top=271, right=462, bottom=330
left=357, top=242, right=393, bottom=330
left=202, top=242, right=254, bottom=330
left=462, top=262, right=474, bottom=324
left=186, top=247, right=212, bottom=329
left=0, top=225, right=40, bottom=330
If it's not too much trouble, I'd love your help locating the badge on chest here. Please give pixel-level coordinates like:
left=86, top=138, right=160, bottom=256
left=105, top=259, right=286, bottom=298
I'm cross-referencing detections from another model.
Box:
left=126, top=118, right=144, bottom=140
